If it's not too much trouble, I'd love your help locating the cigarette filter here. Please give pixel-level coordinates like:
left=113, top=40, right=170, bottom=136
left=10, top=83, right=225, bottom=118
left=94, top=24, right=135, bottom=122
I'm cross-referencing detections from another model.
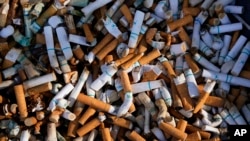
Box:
left=24, top=116, right=38, bottom=126
left=107, top=115, right=133, bottom=129
left=46, top=123, right=57, bottom=141
left=14, top=84, right=28, bottom=119
left=209, top=22, right=243, bottom=34
left=126, top=130, right=146, bottom=141
left=76, top=117, right=101, bottom=137
left=56, top=27, right=73, bottom=60
left=167, top=15, right=193, bottom=32
left=159, top=120, right=187, bottom=140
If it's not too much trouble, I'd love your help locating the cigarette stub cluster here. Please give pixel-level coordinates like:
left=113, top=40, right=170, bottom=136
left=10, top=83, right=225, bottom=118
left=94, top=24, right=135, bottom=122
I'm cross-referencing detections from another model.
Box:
left=0, top=0, right=250, bottom=140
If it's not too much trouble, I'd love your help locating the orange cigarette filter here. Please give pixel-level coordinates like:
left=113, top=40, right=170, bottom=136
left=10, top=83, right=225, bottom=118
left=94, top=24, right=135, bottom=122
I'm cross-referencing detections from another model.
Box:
left=184, top=53, right=200, bottom=74
left=185, top=131, right=202, bottom=141
left=107, top=115, right=133, bottom=129
left=36, top=4, right=58, bottom=27
left=162, top=61, right=176, bottom=80
left=72, top=45, right=85, bottom=62
left=182, top=7, right=201, bottom=17
left=170, top=82, right=183, bottom=109
left=239, top=70, right=250, bottom=79
left=64, top=14, right=77, bottom=34
left=159, top=121, right=188, bottom=140
left=138, top=49, right=161, bottom=65
left=120, top=4, right=133, bottom=27
left=137, top=44, right=147, bottom=53
left=77, top=93, right=112, bottom=113
left=126, top=131, right=146, bottom=141
left=214, top=4, right=224, bottom=15
left=235, top=91, right=248, bottom=109
left=0, top=42, right=10, bottom=57
left=120, top=71, right=132, bottom=92
left=18, top=69, right=27, bottom=82
left=24, top=116, right=38, bottom=127
left=182, top=0, right=189, bottom=8
left=14, top=84, right=28, bottom=119
left=83, top=24, right=95, bottom=43
left=208, top=18, right=220, bottom=26
left=204, top=96, right=225, bottom=107
left=229, top=31, right=240, bottom=49
left=96, top=39, right=119, bottom=61
left=92, top=33, right=114, bottom=55
left=202, top=136, right=221, bottom=141
left=76, top=117, right=101, bottom=137
left=115, top=53, right=134, bottom=67
left=193, top=90, right=211, bottom=114
left=100, top=123, right=112, bottom=141
left=177, top=27, right=191, bottom=46
left=49, top=107, right=65, bottom=123
left=167, top=15, right=193, bottom=32
left=121, top=53, right=144, bottom=70
left=27, top=82, right=52, bottom=95
left=105, top=55, right=113, bottom=64
left=185, top=124, right=211, bottom=139
left=168, top=107, right=185, bottom=119
left=78, top=107, right=96, bottom=125
left=34, top=121, right=44, bottom=134
left=146, top=28, right=157, bottom=45
left=141, top=70, right=159, bottom=82
left=175, top=83, right=194, bottom=111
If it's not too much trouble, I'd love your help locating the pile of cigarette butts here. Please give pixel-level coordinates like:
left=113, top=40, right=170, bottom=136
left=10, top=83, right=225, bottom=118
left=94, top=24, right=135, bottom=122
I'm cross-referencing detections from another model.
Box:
left=0, top=0, right=250, bottom=140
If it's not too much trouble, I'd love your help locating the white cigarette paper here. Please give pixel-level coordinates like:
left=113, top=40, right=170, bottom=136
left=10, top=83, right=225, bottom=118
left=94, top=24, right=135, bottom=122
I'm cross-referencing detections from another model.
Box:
left=224, top=35, right=247, bottom=62
left=103, top=16, right=122, bottom=39
left=69, top=34, right=96, bottom=47
left=81, top=0, right=112, bottom=16
left=231, top=41, right=250, bottom=76
left=23, top=72, right=57, bottom=90
left=218, top=35, right=231, bottom=65
left=170, top=42, right=188, bottom=56
left=44, top=26, right=59, bottom=69
left=68, top=67, right=90, bottom=107
left=202, top=69, right=250, bottom=88
left=56, top=27, right=73, bottom=60
left=224, top=5, right=244, bottom=14
left=128, top=10, right=145, bottom=48
left=191, top=19, right=201, bottom=49
left=209, top=22, right=243, bottom=34
left=184, top=69, right=199, bottom=98
left=117, top=92, right=133, bottom=117
left=46, top=123, right=57, bottom=141
left=193, top=53, right=220, bottom=72
left=131, top=79, right=165, bottom=94
left=228, top=105, right=247, bottom=125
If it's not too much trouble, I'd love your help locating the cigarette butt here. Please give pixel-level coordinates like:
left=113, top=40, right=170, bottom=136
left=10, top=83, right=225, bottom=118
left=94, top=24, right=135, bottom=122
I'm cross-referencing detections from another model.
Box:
left=83, top=24, right=95, bottom=43
left=24, top=116, right=38, bottom=127
left=182, top=7, right=201, bottom=17
left=100, top=123, right=112, bottom=141
left=27, top=82, right=52, bottom=95
left=105, top=55, right=113, bottom=64
left=36, top=33, right=46, bottom=44
left=96, top=39, right=119, bottom=61
left=49, top=107, right=64, bottom=123
left=119, top=91, right=136, bottom=113
left=186, top=124, right=211, bottom=139
left=167, top=15, right=193, bottom=32
left=0, top=42, right=10, bottom=57
left=92, top=33, right=114, bottom=55
left=120, top=4, right=133, bottom=27
left=76, top=117, right=101, bottom=137
left=36, top=4, right=58, bottom=27
left=34, top=121, right=43, bottom=134
left=177, top=27, right=191, bottom=46
left=175, top=83, right=194, bottom=111
left=239, top=70, right=250, bottom=79
left=185, top=131, right=201, bottom=141
left=184, top=53, right=200, bottom=74
left=202, top=136, right=221, bottom=141
left=107, top=115, right=133, bottom=129
left=14, top=84, right=28, bottom=120
left=170, top=82, right=183, bottom=109
left=18, top=69, right=27, bottom=82
left=228, top=88, right=240, bottom=102
left=0, top=134, right=8, bottom=141
left=159, top=121, right=187, bottom=140
left=36, top=111, right=45, bottom=120
left=126, top=130, right=146, bottom=141
left=229, top=31, right=240, bottom=49
left=77, top=93, right=114, bottom=113
left=79, top=107, right=96, bottom=125
left=214, top=4, right=224, bottom=15
left=193, top=91, right=210, bottom=114
left=138, top=49, right=161, bottom=65
left=64, top=14, right=77, bottom=34
left=115, top=53, right=134, bottom=67
left=72, top=45, right=85, bottom=62
left=171, top=119, right=188, bottom=141
left=120, top=71, right=132, bottom=92
left=204, top=96, right=225, bottom=107
left=121, top=53, right=144, bottom=70
left=117, top=126, right=127, bottom=141
left=158, top=74, right=171, bottom=85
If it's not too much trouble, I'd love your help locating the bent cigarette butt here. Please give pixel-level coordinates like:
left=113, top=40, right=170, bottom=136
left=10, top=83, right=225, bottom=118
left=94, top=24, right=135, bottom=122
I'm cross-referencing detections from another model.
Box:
left=14, top=84, right=28, bottom=119
left=159, top=120, right=187, bottom=140
left=120, top=4, right=133, bottom=27
left=76, top=117, right=101, bottom=137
